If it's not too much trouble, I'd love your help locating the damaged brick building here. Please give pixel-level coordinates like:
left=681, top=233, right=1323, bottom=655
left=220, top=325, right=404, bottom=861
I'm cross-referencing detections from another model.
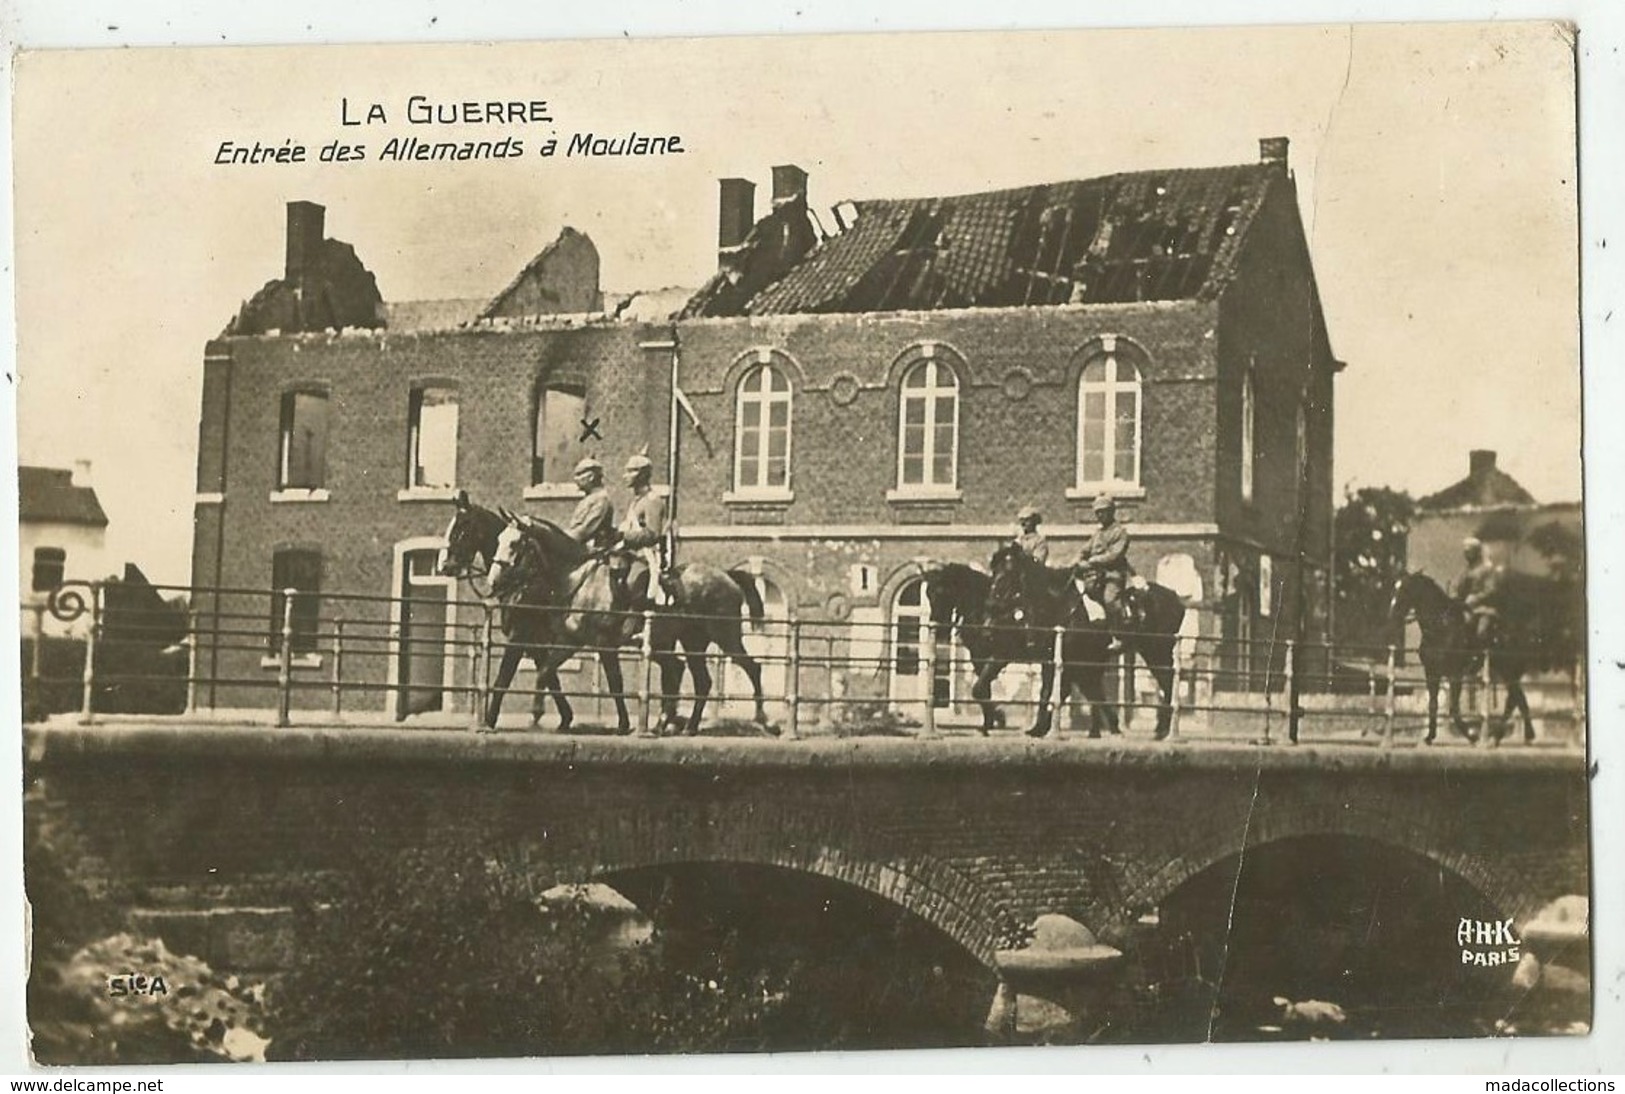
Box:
left=191, top=136, right=1337, bottom=721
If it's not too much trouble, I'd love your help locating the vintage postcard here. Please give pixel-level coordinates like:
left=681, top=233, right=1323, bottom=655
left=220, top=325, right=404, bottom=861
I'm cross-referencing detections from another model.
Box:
left=10, top=20, right=1600, bottom=1068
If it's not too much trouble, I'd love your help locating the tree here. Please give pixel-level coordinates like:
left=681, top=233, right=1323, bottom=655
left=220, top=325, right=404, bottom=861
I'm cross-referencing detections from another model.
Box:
left=1333, top=487, right=1415, bottom=651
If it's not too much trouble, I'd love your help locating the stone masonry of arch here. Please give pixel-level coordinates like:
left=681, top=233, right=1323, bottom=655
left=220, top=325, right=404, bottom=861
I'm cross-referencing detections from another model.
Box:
left=28, top=724, right=1587, bottom=974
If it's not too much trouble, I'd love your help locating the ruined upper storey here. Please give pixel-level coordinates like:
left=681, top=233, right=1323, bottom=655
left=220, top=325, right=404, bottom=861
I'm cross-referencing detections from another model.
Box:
left=682, top=137, right=1295, bottom=318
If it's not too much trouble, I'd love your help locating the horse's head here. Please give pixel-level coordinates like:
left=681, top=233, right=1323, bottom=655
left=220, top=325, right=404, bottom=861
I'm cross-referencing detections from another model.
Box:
left=1390, top=571, right=1454, bottom=628
left=919, top=561, right=987, bottom=629
left=986, top=543, right=1033, bottom=620
left=438, top=490, right=502, bottom=579
left=487, top=520, right=540, bottom=599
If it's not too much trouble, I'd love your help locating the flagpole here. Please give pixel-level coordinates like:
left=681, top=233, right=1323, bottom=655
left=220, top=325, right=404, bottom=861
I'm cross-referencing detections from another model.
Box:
left=666, top=324, right=681, bottom=532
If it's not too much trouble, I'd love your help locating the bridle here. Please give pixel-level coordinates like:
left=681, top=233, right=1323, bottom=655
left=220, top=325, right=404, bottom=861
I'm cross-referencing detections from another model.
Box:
left=986, top=549, right=1030, bottom=623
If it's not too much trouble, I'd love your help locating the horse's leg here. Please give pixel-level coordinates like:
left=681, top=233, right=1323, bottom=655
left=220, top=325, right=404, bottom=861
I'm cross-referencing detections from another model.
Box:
left=1446, top=670, right=1475, bottom=742
left=1502, top=666, right=1535, bottom=744
left=1080, top=663, right=1115, bottom=739
left=600, top=652, right=630, bottom=734
left=1149, top=653, right=1175, bottom=741
left=1027, top=662, right=1054, bottom=738
left=485, top=644, right=525, bottom=731
left=973, top=658, right=1007, bottom=736
left=716, top=629, right=769, bottom=730
left=1422, top=672, right=1439, bottom=744
left=528, top=659, right=572, bottom=733
left=655, top=648, right=685, bottom=735
left=682, top=642, right=713, bottom=737
left=1095, top=665, right=1119, bottom=737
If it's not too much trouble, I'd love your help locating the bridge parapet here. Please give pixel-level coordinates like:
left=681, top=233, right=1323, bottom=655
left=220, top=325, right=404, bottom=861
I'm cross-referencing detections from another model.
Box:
left=27, top=723, right=1589, bottom=971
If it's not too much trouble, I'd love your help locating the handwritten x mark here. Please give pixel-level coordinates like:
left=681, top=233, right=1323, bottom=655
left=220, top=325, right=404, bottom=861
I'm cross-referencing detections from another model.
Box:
left=579, top=417, right=602, bottom=442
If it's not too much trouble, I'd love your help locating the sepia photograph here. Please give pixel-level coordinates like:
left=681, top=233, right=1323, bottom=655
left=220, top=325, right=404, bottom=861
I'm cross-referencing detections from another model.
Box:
left=6, top=14, right=1608, bottom=1070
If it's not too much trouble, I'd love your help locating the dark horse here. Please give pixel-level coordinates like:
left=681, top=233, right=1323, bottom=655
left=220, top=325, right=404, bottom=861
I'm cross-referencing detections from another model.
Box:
left=925, top=546, right=1187, bottom=738
left=435, top=493, right=599, bottom=729
left=1390, top=571, right=1579, bottom=745
left=463, top=505, right=771, bottom=735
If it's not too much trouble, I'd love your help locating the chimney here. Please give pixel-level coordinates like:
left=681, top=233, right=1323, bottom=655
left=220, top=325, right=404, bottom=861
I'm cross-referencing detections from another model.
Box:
left=285, top=201, right=327, bottom=283
left=71, top=459, right=92, bottom=488
left=1259, top=136, right=1290, bottom=170
left=717, top=178, right=756, bottom=257
left=771, top=164, right=808, bottom=208
left=1470, top=449, right=1497, bottom=479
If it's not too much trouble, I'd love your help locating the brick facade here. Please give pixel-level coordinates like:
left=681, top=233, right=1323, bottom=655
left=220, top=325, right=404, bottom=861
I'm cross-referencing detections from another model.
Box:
left=190, top=153, right=1336, bottom=717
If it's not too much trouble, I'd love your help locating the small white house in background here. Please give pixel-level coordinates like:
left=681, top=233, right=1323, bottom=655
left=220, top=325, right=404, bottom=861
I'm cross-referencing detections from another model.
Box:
left=19, top=462, right=111, bottom=637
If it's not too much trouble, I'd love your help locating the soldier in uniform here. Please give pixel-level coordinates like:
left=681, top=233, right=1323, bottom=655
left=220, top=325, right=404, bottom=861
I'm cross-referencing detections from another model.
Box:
left=612, top=453, right=672, bottom=610
left=561, top=457, right=616, bottom=551
left=1014, top=506, right=1049, bottom=564
left=1074, top=494, right=1133, bottom=627
left=1451, top=536, right=1502, bottom=647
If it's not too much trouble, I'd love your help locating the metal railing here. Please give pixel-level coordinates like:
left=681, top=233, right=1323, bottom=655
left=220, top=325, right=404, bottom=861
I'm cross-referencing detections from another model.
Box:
left=27, top=579, right=1587, bottom=749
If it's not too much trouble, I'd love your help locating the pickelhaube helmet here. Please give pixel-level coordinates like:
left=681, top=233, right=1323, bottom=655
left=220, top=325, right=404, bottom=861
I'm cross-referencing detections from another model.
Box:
left=573, top=456, right=604, bottom=476
left=1462, top=535, right=1483, bottom=551
left=1017, top=505, right=1042, bottom=524
left=1092, top=493, right=1116, bottom=512
left=624, top=453, right=654, bottom=473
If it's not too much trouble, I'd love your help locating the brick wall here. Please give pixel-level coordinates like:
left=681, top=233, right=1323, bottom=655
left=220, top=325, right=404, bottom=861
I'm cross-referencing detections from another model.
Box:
left=671, top=304, right=1220, bottom=530
left=193, top=323, right=666, bottom=710
left=1213, top=173, right=1339, bottom=651
left=31, top=727, right=1590, bottom=973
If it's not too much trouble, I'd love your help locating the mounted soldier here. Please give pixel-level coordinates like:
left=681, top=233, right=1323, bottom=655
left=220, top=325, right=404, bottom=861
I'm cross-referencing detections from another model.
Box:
left=560, top=456, right=616, bottom=552
left=1073, top=493, right=1134, bottom=629
left=1014, top=505, right=1049, bottom=564
left=1451, top=536, right=1502, bottom=649
left=610, top=453, right=673, bottom=610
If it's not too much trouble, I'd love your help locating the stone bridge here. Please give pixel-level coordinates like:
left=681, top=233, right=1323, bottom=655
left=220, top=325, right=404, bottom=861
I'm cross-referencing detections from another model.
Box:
left=27, top=722, right=1589, bottom=984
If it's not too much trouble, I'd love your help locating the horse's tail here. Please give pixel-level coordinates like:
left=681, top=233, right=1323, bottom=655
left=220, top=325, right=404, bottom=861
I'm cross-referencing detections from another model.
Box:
left=728, top=570, right=766, bottom=631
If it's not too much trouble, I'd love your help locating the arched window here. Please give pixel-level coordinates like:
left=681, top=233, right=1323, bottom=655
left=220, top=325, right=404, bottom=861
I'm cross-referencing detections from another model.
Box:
left=407, top=383, right=459, bottom=489
left=532, top=381, right=586, bottom=487
left=889, top=576, right=952, bottom=710
left=277, top=388, right=329, bottom=490
left=897, top=359, right=959, bottom=490
left=1077, top=346, right=1141, bottom=491
left=734, top=364, right=792, bottom=493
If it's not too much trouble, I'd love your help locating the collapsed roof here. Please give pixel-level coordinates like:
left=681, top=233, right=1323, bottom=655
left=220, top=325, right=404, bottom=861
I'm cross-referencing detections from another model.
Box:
left=682, top=144, right=1292, bottom=319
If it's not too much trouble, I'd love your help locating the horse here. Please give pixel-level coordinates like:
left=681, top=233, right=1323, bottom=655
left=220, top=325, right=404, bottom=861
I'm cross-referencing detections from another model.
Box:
left=483, top=512, right=773, bottom=737
left=923, top=550, right=1116, bottom=738
left=436, top=492, right=624, bottom=732
left=1390, top=570, right=1579, bottom=746
left=928, top=545, right=1188, bottom=738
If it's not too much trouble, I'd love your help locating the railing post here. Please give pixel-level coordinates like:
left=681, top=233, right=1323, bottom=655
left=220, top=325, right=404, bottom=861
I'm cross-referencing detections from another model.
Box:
left=1120, top=646, right=1134, bottom=732
left=184, top=608, right=200, bottom=716
left=920, top=617, right=939, bottom=739
left=78, top=583, right=101, bottom=725
left=1478, top=649, right=1492, bottom=748
left=1256, top=638, right=1273, bottom=746
left=276, top=587, right=295, bottom=728
left=1285, top=639, right=1300, bottom=745
left=1049, top=625, right=1067, bottom=740
left=1382, top=643, right=1398, bottom=748
left=30, top=603, right=45, bottom=683
left=472, top=608, right=492, bottom=730
left=785, top=617, right=801, bottom=741
left=331, top=616, right=345, bottom=717
left=1166, top=638, right=1183, bottom=742
left=637, top=608, right=656, bottom=737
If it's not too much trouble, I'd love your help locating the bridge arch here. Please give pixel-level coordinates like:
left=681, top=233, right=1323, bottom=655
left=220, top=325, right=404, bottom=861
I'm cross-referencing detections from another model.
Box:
left=1116, top=798, right=1546, bottom=935
left=564, top=843, right=1006, bottom=968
